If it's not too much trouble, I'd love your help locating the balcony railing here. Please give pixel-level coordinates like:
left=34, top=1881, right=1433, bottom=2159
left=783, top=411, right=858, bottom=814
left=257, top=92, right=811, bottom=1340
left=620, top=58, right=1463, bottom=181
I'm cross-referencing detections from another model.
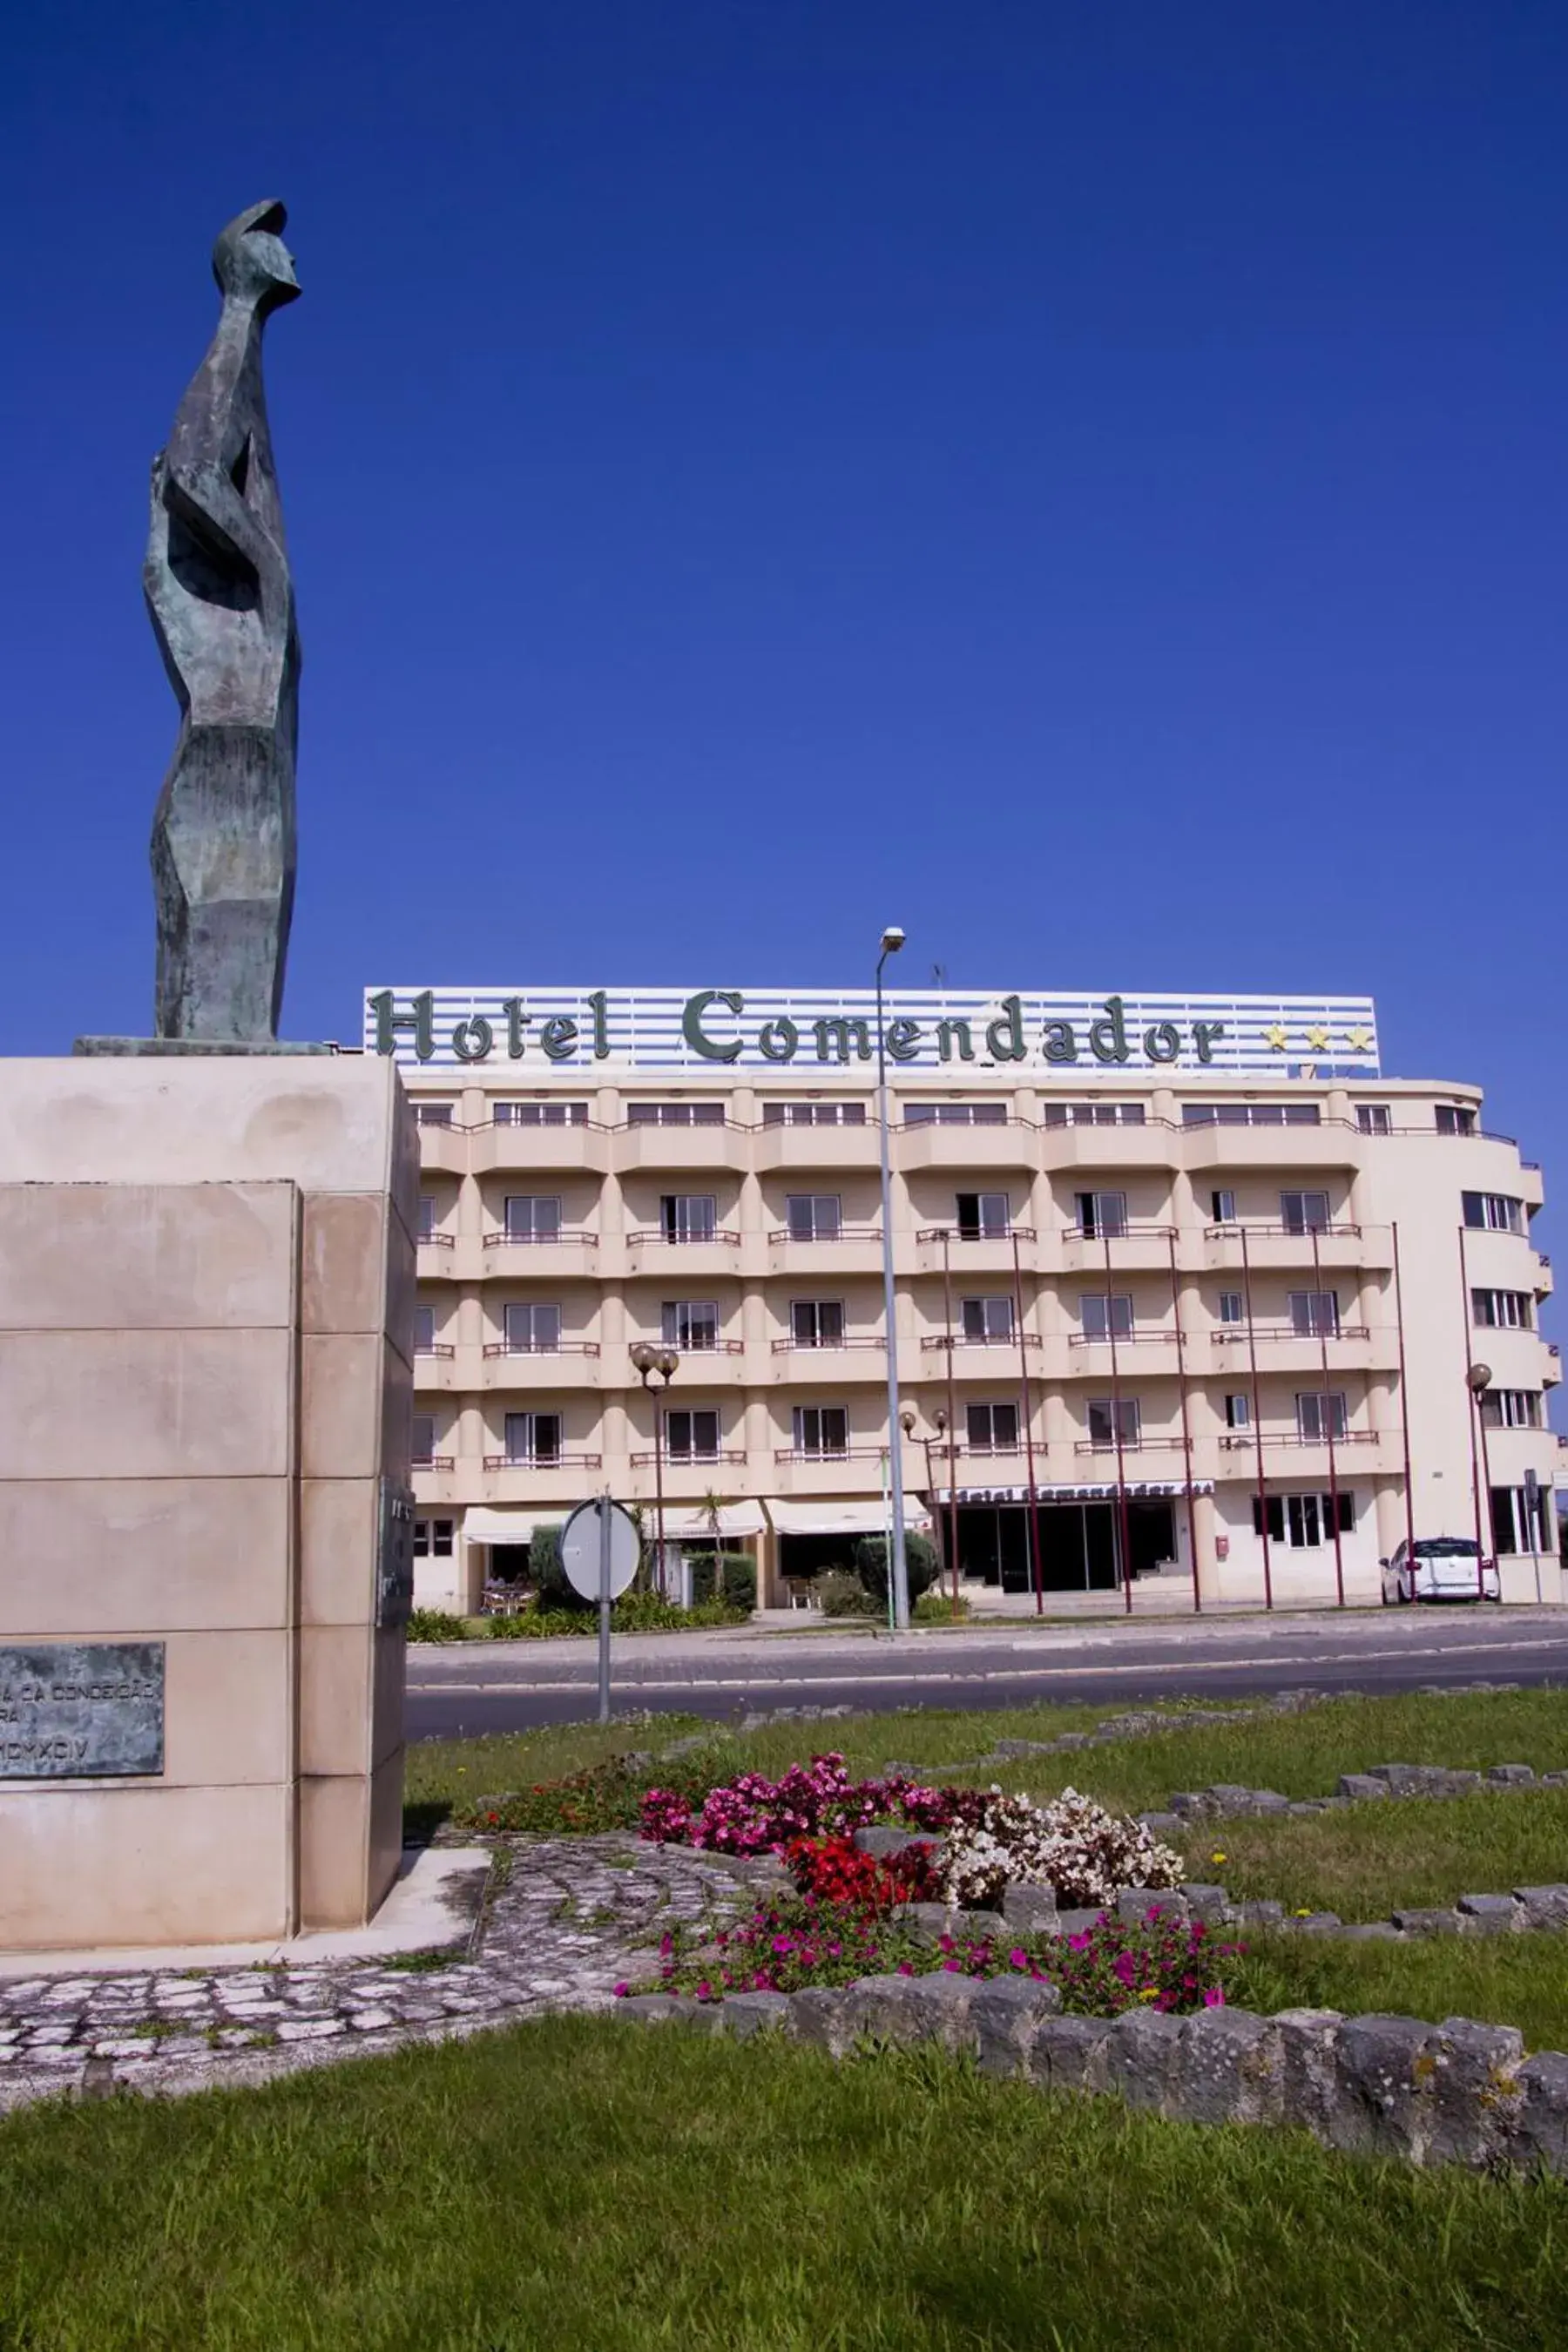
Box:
left=413, top=1342, right=456, bottom=1359
left=416, top=1230, right=455, bottom=1250
left=774, top=1445, right=888, bottom=1463
left=1072, top=1436, right=1184, bottom=1455
left=1217, top=1429, right=1377, bottom=1450
left=916, top=1225, right=1037, bottom=1246
left=411, top=1454, right=455, bottom=1472
left=1203, top=1221, right=1362, bottom=1240
left=483, top=1227, right=598, bottom=1249
left=630, top=1449, right=747, bottom=1468
left=767, top=1225, right=883, bottom=1247
left=482, top=1340, right=601, bottom=1357
left=626, top=1228, right=742, bottom=1248
left=1064, top=1221, right=1178, bottom=1243
left=483, top=1451, right=603, bottom=1471
left=1212, top=1322, right=1370, bottom=1344
left=1066, top=1329, right=1172, bottom=1348
left=639, top=1337, right=744, bottom=1355
left=921, top=1331, right=1040, bottom=1351
left=774, top=1335, right=886, bottom=1353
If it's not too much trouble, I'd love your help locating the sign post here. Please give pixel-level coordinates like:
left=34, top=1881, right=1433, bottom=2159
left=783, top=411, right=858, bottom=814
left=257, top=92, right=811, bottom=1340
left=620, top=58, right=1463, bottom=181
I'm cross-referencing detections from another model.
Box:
left=560, top=1497, right=640, bottom=1726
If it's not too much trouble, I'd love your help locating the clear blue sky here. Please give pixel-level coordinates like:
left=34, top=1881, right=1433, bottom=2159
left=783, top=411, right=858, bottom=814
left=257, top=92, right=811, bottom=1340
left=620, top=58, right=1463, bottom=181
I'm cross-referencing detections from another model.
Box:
left=3, top=3, right=1564, bottom=1241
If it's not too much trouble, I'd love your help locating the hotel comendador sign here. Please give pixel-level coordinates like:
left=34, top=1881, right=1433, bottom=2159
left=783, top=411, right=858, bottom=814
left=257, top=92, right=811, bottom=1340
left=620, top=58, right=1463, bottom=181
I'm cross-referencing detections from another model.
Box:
left=365, top=987, right=1380, bottom=1077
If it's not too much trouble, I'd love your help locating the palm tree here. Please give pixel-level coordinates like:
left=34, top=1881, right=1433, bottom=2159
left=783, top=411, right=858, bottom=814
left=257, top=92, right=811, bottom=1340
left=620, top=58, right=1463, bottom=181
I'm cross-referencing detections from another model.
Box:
left=698, top=1486, right=737, bottom=1607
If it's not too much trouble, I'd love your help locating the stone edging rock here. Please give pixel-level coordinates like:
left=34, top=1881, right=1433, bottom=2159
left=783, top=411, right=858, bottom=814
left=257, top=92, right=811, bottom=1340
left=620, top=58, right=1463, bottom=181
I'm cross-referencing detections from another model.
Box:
left=612, top=1976, right=1568, bottom=2175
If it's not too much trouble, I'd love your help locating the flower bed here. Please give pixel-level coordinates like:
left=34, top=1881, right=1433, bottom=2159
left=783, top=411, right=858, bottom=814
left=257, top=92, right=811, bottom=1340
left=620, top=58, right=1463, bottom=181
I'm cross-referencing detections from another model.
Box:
left=639, top=1753, right=1185, bottom=1911
left=618, top=1891, right=1234, bottom=2013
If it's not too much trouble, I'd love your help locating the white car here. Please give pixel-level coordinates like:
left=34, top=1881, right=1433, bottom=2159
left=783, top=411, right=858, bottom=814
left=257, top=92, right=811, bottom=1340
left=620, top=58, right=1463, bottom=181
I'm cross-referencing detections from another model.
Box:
left=1381, top=1535, right=1500, bottom=1605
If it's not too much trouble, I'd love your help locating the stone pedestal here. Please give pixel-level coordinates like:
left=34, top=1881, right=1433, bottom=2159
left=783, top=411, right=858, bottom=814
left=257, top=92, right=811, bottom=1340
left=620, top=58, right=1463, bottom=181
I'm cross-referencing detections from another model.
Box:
left=0, top=1056, right=414, bottom=1950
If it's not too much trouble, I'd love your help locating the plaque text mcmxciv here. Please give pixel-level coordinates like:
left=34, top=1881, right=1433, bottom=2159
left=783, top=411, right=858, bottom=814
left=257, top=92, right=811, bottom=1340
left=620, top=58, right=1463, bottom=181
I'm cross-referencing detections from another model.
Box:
left=0, top=1643, right=166, bottom=1778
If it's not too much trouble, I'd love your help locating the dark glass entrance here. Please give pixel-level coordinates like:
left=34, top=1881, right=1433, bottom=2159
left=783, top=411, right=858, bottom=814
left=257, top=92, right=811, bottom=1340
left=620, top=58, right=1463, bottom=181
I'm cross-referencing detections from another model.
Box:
left=942, top=1499, right=1177, bottom=1592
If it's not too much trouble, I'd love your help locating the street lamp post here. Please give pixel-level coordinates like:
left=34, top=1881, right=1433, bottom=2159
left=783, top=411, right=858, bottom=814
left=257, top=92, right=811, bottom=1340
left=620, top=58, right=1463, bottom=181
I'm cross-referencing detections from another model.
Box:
left=875, top=926, right=911, bottom=1630
left=630, top=1342, right=679, bottom=1598
left=1468, top=1359, right=1495, bottom=1602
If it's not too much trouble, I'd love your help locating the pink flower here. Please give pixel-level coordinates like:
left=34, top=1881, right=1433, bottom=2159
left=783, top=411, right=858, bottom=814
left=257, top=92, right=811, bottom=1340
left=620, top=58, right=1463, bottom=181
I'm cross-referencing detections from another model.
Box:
left=1203, top=1986, right=1226, bottom=2008
left=612, top=1982, right=629, bottom=1997
left=1009, top=1948, right=1029, bottom=1970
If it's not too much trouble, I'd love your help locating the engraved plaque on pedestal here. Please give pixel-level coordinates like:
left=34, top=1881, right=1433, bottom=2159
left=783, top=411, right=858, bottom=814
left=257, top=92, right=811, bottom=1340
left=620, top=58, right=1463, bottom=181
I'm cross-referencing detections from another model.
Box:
left=0, top=1643, right=166, bottom=1778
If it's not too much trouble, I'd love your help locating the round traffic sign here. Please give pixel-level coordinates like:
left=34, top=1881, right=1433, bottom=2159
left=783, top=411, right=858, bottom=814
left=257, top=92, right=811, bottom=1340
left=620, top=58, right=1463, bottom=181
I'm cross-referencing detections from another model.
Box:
left=560, top=1497, right=641, bottom=1603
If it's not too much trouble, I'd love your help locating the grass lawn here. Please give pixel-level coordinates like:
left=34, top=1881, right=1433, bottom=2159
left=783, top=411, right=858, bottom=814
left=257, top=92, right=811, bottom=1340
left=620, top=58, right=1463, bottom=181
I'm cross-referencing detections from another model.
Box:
left=5, top=2018, right=1568, bottom=2352
left=1225, top=1928, right=1568, bottom=2052
left=1173, top=1788, right=1568, bottom=1917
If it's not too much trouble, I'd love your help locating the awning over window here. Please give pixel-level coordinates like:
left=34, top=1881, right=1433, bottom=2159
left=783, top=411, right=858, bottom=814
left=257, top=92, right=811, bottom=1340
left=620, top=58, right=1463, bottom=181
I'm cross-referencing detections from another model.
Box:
left=461, top=1507, right=557, bottom=1544
left=660, top=1503, right=767, bottom=1540
left=766, top=1499, right=933, bottom=1538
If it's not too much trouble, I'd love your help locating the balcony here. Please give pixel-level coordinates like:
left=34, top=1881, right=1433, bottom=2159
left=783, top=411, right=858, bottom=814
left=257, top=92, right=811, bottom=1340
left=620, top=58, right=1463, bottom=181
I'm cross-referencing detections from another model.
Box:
left=1071, top=1436, right=1186, bottom=1458
left=1058, top=1222, right=1177, bottom=1273
left=482, top=1227, right=601, bottom=1279
left=1037, top=1122, right=1181, bottom=1173
left=416, top=1125, right=470, bottom=1177
left=1200, top=1221, right=1385, bottom=1273
left=897, top=1119, right=1039, bottom=1173
left=476, top=1456, right=605, bottom=1504
left=754, top=1122, right=883, bottom=1173
left=1210, top=1321, right=1382, bottom=1373
left=766, top=1225, right=888, bottom=1278
left=416, top=1231, right=460, bottom=1281
left=412, top=1344, right=460, bottom=1393
left=771, top=1445, right=893, bottom=1495
left=480, top=1342, right=602, bottom=1390
left=1179, top=1124, right=1359, bottom=1174
left=471, top=1120, right=611, bottom=1176
left=410, top=1456, right=462, bottom=1506
left=630, top=1450, right=748, bottom=1470
left=625, top=1227, right=743, bottom=1281
left=613, top=1122, right=752, bottom=1173
left=915, top=1225, right=1037, bottom=1275
left=771, top=1336, right=889, bottom=1382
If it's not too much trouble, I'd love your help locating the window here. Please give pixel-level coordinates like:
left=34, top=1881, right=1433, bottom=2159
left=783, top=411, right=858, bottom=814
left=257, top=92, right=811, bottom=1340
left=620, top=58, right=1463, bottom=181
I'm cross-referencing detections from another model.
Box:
left=1224, top=1394, right=1251, bottom=1429
left=1078, top=1293, right=1134, bottom=1340
left=1041, top=1102, right=1146, bottom=1127
left=666, top=1409, right=721, bottom=1463
left=965, top=1402, right=1020, bottom=1453
left=956, top=1192, right=1010, bottom=1239
left=1356, top=1105, right=1391, bottom=1135
left=762, top=1101, right=868, bottom=1126
left=1436, top=1105, right=1477, bottom=1136
left=793, top=1405, right=848, bottom=1457
left=791, top=1300, right=845, bottom=1348
left=1295, top=1391, right=1348, bottom=1443
left=414, top=1102, right=455, bottom=1127
left=662, top=1301, right=720, bottom=1351
left=416, top=1195, right=436, bottom=1241
left=660, top=1194, right=716, bottom=1243
left=1217, top=1291, right=1244, bottom=1325
left=1210, top=1190, right=1237, bottom=1224
left=1075, top=1191, right=1127, bottom=1240
left=904, top=1101, right=1007, bottom=1126
left=1288, top=1290, right=1341, bottom=1338
left=1481, top=1389, right=1543, bottom=1429
left=494, top=1101, right=588, bottom=1126
left=1472, top=1289, right=1533, bottom=1330
left=412, top=1518, right=455, bottom=1558
left=504, top=1303, right=561, bottom=1354
left=1086, top=1397, right=1140, bottom=1449
left=504, top=1195, right=562, bottom=1242
left=504, top=1412, right=561, bottom=1465
left=1251, top=1492, right=1355, bottom=1546
left=629, top=1102, right=725, bottom=1126
left=1183, top=1103, right=1321, bottom=1127
left=411, top=1415, right=436, bottom=1467
left=1280, top=1190, right=1331, bottom=1235
left=786, top=1193, right=841, bottom=1241
left=1463, top=1192, right=1525, bottom=1234
left=413, top=1305, right=436, bottom=1354
left=1492, top=1485, right=1550, bottom=1555
left=961, top=1295, right=1014, bottom=1343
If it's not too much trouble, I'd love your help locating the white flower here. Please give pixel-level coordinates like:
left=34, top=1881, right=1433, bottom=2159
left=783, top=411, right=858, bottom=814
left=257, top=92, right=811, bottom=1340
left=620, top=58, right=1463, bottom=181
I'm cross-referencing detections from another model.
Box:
left=936, top=1787, right=1184, bottom=1909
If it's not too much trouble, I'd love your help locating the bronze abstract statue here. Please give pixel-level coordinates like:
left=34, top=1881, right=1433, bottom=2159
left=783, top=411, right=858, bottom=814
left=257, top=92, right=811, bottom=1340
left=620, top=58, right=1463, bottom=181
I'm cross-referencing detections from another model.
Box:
left=144, top=201, right=301, bottom=1041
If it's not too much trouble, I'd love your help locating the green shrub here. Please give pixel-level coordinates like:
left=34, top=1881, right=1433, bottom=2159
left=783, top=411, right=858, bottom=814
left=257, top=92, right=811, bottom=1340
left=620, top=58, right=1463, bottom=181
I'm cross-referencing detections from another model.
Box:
left=525, top=1524, right=585, bottom=1611
left=686, top=1551, right=758, bottom=1610
left=854, top=1531, right=941, bottom=1606
left=816, top=1568, right=876, bottom=1619
left=406, top=1607, right=471, bottom=1643
left=914, top=1587, right=970, bottom=1624
left=481, top=1596, right=748, bottom=1639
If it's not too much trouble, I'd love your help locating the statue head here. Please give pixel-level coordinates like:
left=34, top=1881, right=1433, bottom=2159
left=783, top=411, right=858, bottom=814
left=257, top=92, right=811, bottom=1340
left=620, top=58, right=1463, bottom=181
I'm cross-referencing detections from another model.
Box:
left=212, top=200, right=301, bottom=314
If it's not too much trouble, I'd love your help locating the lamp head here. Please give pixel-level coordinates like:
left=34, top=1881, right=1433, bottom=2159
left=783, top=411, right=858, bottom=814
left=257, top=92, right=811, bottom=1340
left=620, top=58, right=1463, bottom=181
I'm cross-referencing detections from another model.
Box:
left=900, top=1408, right=916, bottom=1436
left=879, top=927, right=906, bottom=956
left=657, top=1348, right=680, bottom=1379
left=934, top=1408, right=947, bottom=1435
left=629, top=1342, right=659, bottom=1378
left=1468, top=1362, right=1494, bottom=1395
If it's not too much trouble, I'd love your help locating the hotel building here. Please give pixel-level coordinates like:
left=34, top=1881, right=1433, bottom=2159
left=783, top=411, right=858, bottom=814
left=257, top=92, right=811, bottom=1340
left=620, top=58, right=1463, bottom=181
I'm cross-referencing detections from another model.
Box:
left=366, top=984, right=1560, bottom=1615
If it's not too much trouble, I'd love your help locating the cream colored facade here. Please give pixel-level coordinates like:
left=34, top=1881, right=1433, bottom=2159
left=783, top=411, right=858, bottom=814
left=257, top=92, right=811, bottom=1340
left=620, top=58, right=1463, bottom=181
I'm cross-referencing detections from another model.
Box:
left=398, top=1058, right=1559, bottom=1612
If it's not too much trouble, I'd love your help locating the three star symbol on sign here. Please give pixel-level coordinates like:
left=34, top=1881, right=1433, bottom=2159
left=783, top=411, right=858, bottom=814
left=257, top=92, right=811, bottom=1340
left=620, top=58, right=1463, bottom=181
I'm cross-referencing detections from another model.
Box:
left=1263, top=1024, right=1375, bottom=1053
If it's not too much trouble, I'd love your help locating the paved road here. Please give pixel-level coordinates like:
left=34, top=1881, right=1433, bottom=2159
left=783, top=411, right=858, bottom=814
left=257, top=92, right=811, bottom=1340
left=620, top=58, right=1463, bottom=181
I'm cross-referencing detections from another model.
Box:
left=406, top=1608, right=1568, bottom=1741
